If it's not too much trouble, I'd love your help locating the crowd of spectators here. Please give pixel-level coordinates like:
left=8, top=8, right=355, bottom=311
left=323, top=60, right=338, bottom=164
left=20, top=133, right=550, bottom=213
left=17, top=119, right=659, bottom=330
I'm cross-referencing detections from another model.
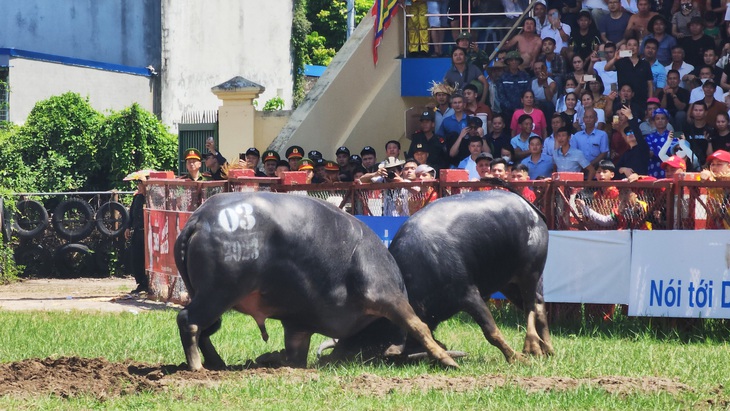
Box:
left=401, top=0, right=730, bottom=183
left=174, top=1, right=729, bottom=220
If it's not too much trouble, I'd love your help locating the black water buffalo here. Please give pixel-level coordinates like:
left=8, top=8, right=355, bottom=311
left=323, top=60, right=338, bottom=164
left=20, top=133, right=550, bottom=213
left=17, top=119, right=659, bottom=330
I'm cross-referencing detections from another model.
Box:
left=173, top=192, right=457, bottom=370
left=389, top=188, right=554, bottom=362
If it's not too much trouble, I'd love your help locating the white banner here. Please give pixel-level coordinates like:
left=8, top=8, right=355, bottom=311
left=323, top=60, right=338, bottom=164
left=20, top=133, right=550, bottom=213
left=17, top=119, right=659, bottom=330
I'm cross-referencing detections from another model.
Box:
left=544, top=231, right=632, bottom=304
left=629, top=230, right=730, bottom=318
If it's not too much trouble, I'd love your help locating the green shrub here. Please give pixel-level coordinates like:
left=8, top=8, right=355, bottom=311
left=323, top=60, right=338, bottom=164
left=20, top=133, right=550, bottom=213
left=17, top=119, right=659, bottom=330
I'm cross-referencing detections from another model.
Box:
left=14, top=93, right=103, bottom=192
left=94, top=103, right=177, bottom=190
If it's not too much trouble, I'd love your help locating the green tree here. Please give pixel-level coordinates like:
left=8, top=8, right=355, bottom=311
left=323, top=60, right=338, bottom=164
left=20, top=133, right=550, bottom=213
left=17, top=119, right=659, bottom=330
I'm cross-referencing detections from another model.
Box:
left=305, top=31, right=336, bottom=66
left=307, top=0, right=370, bottom=52
left=291, top=0, right=311, bottom=107
left=94, top=103, right=177, bottom=190
left=14, top=93, right=102, bottom=192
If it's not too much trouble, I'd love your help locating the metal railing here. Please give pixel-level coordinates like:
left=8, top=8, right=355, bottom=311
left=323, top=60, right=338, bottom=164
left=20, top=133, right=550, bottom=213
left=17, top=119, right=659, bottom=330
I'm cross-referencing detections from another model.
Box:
left=401, top=0, right=537, bottom=58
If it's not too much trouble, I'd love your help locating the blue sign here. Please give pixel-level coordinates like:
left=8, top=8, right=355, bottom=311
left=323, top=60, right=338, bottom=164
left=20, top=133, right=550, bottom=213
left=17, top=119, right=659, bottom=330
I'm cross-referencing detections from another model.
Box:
left=356, top=216, right=504, bottom=300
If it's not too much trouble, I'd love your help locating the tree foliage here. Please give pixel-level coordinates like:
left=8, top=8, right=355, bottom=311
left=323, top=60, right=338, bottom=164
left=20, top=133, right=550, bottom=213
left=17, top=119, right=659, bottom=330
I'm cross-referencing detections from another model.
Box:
left=0, top=93, right=177, bottom=193
left=304, top=31, right=336, bottom=66
left=292, top=0, right=371, bottom=105
left=95, top=103, right=177, bottom=190
left=291, top=0, right=310, bottom=107
left=13, top=93, right=102, bottom=192
left=306, top=0, right=371, bottom=52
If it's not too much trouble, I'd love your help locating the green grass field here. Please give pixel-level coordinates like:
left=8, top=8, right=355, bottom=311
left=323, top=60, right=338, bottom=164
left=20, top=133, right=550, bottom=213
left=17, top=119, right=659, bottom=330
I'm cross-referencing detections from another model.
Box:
left=0, top=305, right=728, bottom=410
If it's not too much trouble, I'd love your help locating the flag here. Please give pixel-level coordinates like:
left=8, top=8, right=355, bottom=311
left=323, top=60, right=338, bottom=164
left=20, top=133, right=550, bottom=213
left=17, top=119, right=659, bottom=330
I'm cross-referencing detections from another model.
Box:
left=372, top=0, right=400, bottom=65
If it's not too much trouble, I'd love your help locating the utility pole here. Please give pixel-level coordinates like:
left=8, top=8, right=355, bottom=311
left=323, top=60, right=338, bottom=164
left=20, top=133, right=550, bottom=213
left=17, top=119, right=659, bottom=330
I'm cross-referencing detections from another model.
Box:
left=346, top=0, right=355, bottom=39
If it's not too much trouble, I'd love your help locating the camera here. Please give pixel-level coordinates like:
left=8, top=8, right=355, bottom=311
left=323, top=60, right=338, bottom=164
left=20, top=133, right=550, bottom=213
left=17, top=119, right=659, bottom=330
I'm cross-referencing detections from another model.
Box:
left=239, top=153, right=245, bottom=160
left=387, top=170, right=396, bottom=179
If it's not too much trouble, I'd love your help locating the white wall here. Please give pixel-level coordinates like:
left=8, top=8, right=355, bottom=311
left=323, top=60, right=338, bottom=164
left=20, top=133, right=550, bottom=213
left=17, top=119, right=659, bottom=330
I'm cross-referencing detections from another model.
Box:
left=161, top=0, right=293, bottom=129
left=9, top=58, right=153, bottom=123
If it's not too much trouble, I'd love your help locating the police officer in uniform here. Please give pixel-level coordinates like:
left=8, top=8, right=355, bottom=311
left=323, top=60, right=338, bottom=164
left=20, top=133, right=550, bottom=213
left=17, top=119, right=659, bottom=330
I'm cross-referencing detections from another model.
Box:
left=179, top=148, right=209, bottom=181
left=286, top=145, right=305, bottom=171
left=261, top=150, right=281, bottom=177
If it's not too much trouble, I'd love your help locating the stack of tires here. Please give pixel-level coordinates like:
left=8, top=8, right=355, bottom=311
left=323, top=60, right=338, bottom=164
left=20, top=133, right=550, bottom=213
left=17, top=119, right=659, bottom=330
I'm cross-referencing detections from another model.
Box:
left=10, top=198, right=131, bottom=278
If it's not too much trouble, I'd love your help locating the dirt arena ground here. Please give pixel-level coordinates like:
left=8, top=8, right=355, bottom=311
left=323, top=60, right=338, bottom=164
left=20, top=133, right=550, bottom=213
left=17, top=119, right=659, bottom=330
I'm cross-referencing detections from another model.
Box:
left=0, top=278, right=713, bottom=402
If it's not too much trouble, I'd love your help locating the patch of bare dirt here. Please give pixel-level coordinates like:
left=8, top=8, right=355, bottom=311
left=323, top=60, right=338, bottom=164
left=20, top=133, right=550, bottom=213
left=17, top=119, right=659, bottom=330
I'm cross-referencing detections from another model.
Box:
left=342, top=373, right=695, bottom=397
left=0, top=357, right=319, bottom=399
left=0, top=355, right=714, bottom=402
left=0, top=278, right=181, bottom=312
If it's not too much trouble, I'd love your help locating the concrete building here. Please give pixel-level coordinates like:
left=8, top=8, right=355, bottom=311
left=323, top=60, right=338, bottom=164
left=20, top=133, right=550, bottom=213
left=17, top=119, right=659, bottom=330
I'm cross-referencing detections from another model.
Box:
left=0, top=0, right=293, bottom=129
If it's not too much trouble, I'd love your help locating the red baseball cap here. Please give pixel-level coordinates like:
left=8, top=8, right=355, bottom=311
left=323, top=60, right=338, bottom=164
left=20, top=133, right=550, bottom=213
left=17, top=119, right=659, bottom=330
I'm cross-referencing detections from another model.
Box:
left=646, top=97, right=661, bottom=105
left=661, top=155, right=686, bottom=171
left=706, top=150, right=730, bottom=164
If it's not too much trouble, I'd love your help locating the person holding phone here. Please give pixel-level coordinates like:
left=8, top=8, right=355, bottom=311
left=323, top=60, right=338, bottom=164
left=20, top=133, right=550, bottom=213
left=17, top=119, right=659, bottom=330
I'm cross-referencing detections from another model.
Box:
left=604, top=38, right=653, bottom=114
left=614, top=105, right=650, bottom=178
left=589, top=42, right=618, bottom=96
left=541, top=8, right=571, bottom=54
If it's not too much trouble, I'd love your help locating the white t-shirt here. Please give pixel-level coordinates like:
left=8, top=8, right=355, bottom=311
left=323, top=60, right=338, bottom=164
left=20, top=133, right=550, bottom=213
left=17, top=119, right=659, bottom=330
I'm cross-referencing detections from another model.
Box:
left=664, top=62, right=694, bottom=89
left=689, top=85, right=725, bottom=104
left=584, top=0, right=609, bottom=11
left=541, top=23, right=571, bottom=53
left=593, top=61, right=618, bottom=96
left=621, top=0, right=638, bottom=14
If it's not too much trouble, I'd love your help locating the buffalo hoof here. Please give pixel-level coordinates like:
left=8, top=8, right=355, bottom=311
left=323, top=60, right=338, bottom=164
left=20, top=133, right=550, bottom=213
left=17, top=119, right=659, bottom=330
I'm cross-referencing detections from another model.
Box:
left=524, top=336, right=555, bottom=357
left=506, top=352, right=529, bottom=364
left=255, top=350, right=306, bottom=368
left=203, top=359, right=227, bottom=371
left=255, top=350, right=288, bottom=367
left=541, top=343, right=555, bottom=356
left=523, top=339, right=543, bottom=357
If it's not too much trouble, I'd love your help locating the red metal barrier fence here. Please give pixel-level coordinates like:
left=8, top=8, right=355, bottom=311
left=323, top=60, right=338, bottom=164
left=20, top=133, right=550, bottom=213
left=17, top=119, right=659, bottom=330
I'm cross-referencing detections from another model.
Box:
left=144, top=176, right=730, bottom=303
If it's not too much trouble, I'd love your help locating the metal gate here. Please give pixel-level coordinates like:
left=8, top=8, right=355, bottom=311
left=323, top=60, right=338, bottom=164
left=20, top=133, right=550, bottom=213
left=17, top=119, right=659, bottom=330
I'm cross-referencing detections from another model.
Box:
left=177, top=110, right=219, bottom=174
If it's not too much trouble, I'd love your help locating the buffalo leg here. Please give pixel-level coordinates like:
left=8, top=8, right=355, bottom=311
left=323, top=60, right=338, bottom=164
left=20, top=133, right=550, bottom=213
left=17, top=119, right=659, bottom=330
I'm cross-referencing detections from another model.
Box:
left=379, top=298, right=459, bottom=368
left=177, top=299, right=229, bottom=371
left=199, top=318, right=225, bottom=369
left=503, top=279, right=554, bottom=356
left=282, top=324, right=313, bottom=368
left=461, top=288, right=523, bottom=363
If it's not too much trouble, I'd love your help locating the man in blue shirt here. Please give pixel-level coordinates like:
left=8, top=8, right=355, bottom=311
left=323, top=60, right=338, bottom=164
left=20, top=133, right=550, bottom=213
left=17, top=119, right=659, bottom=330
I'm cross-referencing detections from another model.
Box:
left=521, top=136, right=554, bottom=179
left=553, top=127, right=596, bottom=180
left=573, top=108, right=609, bottom=169
left=642, top=38, right=667, bottom=89
left=439, top=92, right=469, bottom=166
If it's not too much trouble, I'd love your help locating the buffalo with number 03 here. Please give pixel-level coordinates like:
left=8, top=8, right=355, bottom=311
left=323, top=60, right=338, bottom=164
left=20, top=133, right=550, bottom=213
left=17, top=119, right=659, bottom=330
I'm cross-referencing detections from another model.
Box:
left=173, top=191, right=458, bottom=370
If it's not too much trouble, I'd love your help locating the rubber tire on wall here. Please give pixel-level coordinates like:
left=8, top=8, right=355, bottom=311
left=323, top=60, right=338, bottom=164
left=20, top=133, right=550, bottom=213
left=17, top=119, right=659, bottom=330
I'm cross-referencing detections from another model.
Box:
left=95, top=201, right=130, bottom=238
left=13, top=200, right=49, bottom=240
left=54, top=243, right=94, bottom=278
left=14, top=244, right=53, bottom=278
left=52, top=199, right=95, bottom=242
